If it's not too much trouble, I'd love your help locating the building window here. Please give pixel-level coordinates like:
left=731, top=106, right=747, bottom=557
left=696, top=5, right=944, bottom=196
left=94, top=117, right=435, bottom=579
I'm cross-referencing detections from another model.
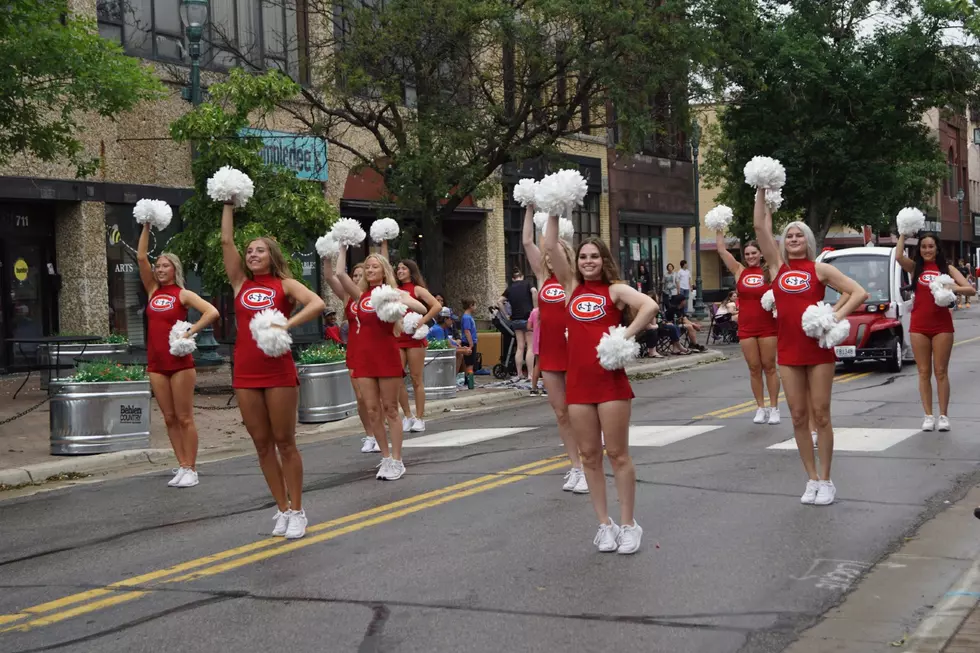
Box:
left=947, top=147, right=956, bottom=198
left=97, top=0, right=309, bottom=83
left=571, top=193, right=600, bottom=241
left=502, top=186, right=529, bottom=279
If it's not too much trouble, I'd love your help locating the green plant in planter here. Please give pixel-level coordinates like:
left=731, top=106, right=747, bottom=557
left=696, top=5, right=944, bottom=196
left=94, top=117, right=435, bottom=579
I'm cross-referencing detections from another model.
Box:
left=298, top=342, right=347, bottom=365
left=70, top=359, right=147, bottom=383
left=99, top=334, right=129, bottom=345
left=427, top=339, right=452, bottom=350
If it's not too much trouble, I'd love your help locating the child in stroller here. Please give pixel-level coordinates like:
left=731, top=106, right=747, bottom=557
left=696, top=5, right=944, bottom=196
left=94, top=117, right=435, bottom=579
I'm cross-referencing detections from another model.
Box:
left=489, top=305, right=518, bottom=379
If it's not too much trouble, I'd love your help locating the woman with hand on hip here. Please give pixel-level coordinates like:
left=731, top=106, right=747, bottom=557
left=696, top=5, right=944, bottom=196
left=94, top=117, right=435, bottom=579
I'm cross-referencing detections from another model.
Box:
left=752, top=188, right=867, bottom=506
left=895, top=232, right=975, bottom=432
left=221, top=203, right=325, bottom=539
left=544, top=213, right=658, bottom=554
left=716, top=231, right=780, bottom=425
left=137, top=223, right=218, bottom=488
left=394, top=259, right=442, bottom=433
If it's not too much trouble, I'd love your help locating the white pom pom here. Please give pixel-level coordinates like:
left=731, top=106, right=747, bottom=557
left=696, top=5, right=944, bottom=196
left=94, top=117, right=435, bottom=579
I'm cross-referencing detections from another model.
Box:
left=930, top=274, right=956, bottom=306
left=371, top=285, right=407, bottom=323
left=596, top=326, right=640, bottom=371
left=370, top=218, right=400, bottom=243
left=248, top=309, right=292, bottom=357
left=743, top=156, right=786, bottom=189
left=896, top=207, right=926, bottom=237
left=513, top=179, right=539, bottom=207
left=330, top=218, right=366, bottom=247
left=533, top=212, right=549, bottom=232
left=168, top=320, right=196, bottom=357
left=402, top=311, right=423, bottom=334
left=704, top=205, right=734, bottom=232
left=315, top=234, right=340, bottom=259
left=761, top=289, right=776, bottom=313
left=206, top=166, right=255, bottom=207
left=133, top=199, right=173, bottom=231
left=820, top=319, right=851, bottom=349
left=413, top=324, right=430, bottom=341
left=765, top=188, right=783, bottom=211
left=801, top=302, right=837, bottom=339
left=534, top=214, right=575, bottom=242
left=535, top=169, right=589, bottom=217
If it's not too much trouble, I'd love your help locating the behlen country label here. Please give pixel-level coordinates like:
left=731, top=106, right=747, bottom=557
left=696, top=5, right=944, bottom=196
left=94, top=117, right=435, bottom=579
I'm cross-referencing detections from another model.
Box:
left=569, top=293, right=607, bottom=321
left=777, top=270, right=811, bottom=294
left=540, top=284, right=566, bottom=304
left=149, top=294, right=176, bottom=312
left=741, top=273, right=765, bottom=288
left=241, top=286, right=276, bottom=310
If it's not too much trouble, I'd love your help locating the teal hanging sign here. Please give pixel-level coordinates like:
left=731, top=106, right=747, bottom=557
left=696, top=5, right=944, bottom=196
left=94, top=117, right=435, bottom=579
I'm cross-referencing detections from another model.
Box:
left=239, top=128, right=328, bottom=182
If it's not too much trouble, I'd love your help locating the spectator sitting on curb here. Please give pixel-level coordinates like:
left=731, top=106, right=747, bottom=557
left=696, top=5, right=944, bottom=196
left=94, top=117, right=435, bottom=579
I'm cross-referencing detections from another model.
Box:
left=429, top=309, right=469, bottom=375
left=666, top=295, right=706, bottom=352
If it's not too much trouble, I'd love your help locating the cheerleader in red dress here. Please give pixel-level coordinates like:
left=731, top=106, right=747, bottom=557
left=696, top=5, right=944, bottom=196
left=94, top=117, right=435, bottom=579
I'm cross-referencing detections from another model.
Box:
left=221, top=204, right=325, bottom=539
left=138, top=223, right=219, bottom=489
left=543, top=215, right=658, bottom=555
left=336, top=250, right=427, bottom=481
left=394, top=259, right=441, bottom=434
left=519, top=205, right=585, bottom=492
left=716, top=230, right=781, bottom=425
left=752, top=189, right=867, bottom=506
left=895, top=232, right=975, bottom=432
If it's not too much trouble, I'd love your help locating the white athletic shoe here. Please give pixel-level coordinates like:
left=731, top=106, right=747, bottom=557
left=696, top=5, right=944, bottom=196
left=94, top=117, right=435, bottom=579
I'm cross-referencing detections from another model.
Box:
left=402, top=417, right=413, bottom=432
left=572, top=472, right=589, bottom=494
left=617, top=521, right=643, bottom=555
left=801, top=480, right=820, bottom=504
left=376, top=457, right=392, bottom=480
left=922, top=415, right=936, bottom=432
left=167, top=468, right=187, bottom=487
left=811, top=431, right=818, bottom=448
left=384, top=459, right=406, bottom=481
left=768, top=408, right=781, bottom=425
left=284, top=509, right=307, bottom=539
left=593, top=519, right=621, bottom=553
left=753, top=407, right=769, bottom=424
left=361, top=436, right=380, bottom=453
left=176, top=469, right=199, bottom=488
left=272, top=510, right=290, bottom=536
left=938, top=415, right=951, bottom=432
left=814, top=480, right=836, bottom=506
left=410, top=418, right=426, bottom=433
left=562, top=468, right=581, bottom=491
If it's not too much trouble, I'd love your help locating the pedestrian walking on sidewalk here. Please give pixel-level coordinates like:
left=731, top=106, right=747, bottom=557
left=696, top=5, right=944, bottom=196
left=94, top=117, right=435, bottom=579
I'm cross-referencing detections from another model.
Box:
left=498, top=267, right=536, bottom=381
left=337, top=249, right=427, bottom=481
left=520, top=205, right=586, bottom=494
left=137, top=223, right=218, bottom=490
left=221, top=203, right=325, bottom=539
left=896, top=233, right=975, bottom=432
left=395, top=259, right=442, bottom=434
left=715, top=231, right=780, bottom=425
left=753, top=188, right=867, bottom=506
left=544, top=213, right=658, bottom=554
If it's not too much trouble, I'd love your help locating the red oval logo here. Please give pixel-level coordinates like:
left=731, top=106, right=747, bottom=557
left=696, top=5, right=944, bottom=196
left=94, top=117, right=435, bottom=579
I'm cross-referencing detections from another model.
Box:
left=777, top=271, right=811, bottom=294
left=358, top=295, right=375, bottom=314
left=149, top=295, right=176, bottom=312
left=569, top=293, right=607, bottom=321
left=241, top=287, right=275, bottom=311
left=348, top=299, right=359, bottom=316
left=540, top=283, right=566, bottom=304
left=741, top=273, right=764, bottom=288
left=919, top=271, right=938, bottom=286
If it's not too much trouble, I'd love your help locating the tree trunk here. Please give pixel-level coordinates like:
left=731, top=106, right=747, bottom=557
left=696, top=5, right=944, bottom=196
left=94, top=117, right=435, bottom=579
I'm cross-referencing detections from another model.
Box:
left=420, top=213, right=445, bottom=291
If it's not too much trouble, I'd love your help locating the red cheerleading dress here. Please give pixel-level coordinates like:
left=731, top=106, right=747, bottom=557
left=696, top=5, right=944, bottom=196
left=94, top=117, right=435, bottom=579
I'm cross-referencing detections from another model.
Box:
left=396, top=282, right=427, bottom=349
left=772, top=260, right=836, bottom=367
left=146, top=284, right=195, bottom=375
left=344, top=297, right=363, bottom=374
left=736, top=266, right=778, bottom=339
left=351, top=285, right=405, bottom=379
left=910, top=262, right=954, bottom=336
left=537, top=274, right=569, bottom=372
left=232, top=274, right=298, bottom=389
left=564, top=281, right=635, bottom=405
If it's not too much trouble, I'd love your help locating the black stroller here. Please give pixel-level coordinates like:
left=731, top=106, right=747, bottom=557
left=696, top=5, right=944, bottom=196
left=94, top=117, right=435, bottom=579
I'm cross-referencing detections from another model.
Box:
left=489, top=306, right=518, bottom=379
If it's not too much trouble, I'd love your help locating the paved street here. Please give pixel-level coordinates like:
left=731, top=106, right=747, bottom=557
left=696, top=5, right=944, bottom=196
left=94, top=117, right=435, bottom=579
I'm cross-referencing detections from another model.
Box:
left=1, top=314, right=979, bottom=653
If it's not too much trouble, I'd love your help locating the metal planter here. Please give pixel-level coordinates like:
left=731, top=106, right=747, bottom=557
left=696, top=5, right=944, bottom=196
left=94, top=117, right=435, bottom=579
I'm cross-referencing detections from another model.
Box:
left=297, top=361, right=357, bottom=423
left=406, top=348, right=458, bottom=401
left=49, top=380, right=151, bottom=455
left=39, top=343, right=130, bottom=391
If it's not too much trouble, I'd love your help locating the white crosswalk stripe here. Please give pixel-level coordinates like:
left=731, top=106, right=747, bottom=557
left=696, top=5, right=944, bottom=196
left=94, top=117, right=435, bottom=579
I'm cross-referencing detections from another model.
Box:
left=768, top=428, right=921, bottom=452
left=628, top=425, right=724, bottom=447
left=403, top=428, right=533, bottom=448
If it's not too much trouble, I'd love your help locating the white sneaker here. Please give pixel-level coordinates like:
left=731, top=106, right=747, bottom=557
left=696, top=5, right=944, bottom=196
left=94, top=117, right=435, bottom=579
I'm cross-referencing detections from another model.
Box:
left=284, top=509, right=307, bottom=539
left=410, top=418, right=426, bottom=433
left=938, top=415, right=950, bottom=432
left=593, top=519, right=621, bottom=553
left=384, top=459, right=406, bottom=481
left=272, top=510, right=290, bottom=536
left=562, top=468, right=580, bottom=491
left=811, top=431, right=818, bottom=448
left=402, top=417, right=412, bottom=432
left=572, top=472, right=589, bottom=494
left=801, top=480, right=820, bottom=504
left=768, top=408, right=781, bottom=425
left=922, top=415, right=935, bottom=432
left=617, top=521, right=643, bottom=555
left=753, top=407, right=769, bottom=424
left=167, top=467, right=186, bottom=487
left=376, top=457, right=392, bottom=480
left=814, top=480, right=836, bottom=506
left=176, top=469, right=199, bottom=488
left=361, top=436, right=380, bottom=453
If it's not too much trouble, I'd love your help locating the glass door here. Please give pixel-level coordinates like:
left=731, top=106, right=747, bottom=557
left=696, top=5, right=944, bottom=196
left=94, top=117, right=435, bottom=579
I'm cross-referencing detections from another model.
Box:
left=2, top=241, right=47, bottom=367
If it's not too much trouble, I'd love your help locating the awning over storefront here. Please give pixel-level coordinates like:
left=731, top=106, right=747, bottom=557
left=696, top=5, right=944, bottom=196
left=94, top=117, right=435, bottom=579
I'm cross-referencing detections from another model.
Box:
left=341, top=166, right=488, bottom=223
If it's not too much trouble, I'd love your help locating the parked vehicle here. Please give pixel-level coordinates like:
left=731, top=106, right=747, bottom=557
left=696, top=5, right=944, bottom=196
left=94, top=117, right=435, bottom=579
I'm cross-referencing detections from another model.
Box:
left=816, top=246, right=915, bottom=372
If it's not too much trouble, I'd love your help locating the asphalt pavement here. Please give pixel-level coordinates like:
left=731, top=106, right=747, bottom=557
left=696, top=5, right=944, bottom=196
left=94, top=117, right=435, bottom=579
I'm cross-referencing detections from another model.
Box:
left=1, top=314, right=979, bottom=653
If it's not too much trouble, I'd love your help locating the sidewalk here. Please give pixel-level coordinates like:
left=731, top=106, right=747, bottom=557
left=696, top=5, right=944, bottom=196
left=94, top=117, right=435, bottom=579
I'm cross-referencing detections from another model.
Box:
left=0, top=348, right=726, bottom=489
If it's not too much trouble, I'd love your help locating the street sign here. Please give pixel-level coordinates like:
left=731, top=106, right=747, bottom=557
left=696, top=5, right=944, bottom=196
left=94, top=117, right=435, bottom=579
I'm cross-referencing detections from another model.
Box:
left=238, top=128, right=328, bottom=182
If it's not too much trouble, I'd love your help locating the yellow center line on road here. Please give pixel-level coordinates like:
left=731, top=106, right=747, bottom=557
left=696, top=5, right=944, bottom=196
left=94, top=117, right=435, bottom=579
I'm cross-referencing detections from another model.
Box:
left=693, top=372, right=859, bottom=420
left=0, top=455, right=568, bottom=635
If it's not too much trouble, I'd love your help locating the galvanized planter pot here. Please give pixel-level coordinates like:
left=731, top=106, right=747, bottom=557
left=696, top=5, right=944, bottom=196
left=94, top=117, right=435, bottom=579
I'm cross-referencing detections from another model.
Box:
left=405, top=348, right=457, bottom=401
left=39, top=343, right=130, bottom=391
left=297, top=361, right=357, bottom=423
left=49, top=380, right=151, bottom=455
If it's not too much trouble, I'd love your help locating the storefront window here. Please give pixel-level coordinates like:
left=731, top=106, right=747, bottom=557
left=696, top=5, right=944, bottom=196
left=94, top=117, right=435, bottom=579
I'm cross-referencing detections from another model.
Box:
left=619, top=223, right=662, bottom=296
left=571, top=193, right=600, bottom=241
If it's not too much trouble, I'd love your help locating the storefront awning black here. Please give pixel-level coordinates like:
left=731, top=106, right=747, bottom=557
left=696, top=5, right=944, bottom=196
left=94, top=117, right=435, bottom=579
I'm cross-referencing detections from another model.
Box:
left=619, top=210, right=697, bottom=228
left=339, top=199, right=490, bottom=223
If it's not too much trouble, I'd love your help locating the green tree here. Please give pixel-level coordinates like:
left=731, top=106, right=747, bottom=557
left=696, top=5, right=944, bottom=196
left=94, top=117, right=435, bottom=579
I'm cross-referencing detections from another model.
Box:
left=168, top=70, right=338, bottom=295
left=0, top=0, right=164, bottom=176
left=701, top=0, right=980, bottom=245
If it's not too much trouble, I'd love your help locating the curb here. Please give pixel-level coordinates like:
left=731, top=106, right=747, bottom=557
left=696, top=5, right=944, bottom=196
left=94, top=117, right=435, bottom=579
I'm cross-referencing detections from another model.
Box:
left=0, top=449, right=173, bottom=487
left=902, top=558, right=980, bottom=652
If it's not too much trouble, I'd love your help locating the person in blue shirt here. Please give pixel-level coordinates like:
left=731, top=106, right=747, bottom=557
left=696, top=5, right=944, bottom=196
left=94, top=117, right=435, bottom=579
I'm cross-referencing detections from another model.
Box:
left=430, top=309, right=469, bottom=375
left=460, top=298, right=478, bottom=389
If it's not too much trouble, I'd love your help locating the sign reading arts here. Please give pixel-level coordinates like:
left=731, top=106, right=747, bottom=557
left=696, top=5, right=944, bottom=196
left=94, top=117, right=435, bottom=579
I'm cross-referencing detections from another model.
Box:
left=239, top=128, right=328, bottom=182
